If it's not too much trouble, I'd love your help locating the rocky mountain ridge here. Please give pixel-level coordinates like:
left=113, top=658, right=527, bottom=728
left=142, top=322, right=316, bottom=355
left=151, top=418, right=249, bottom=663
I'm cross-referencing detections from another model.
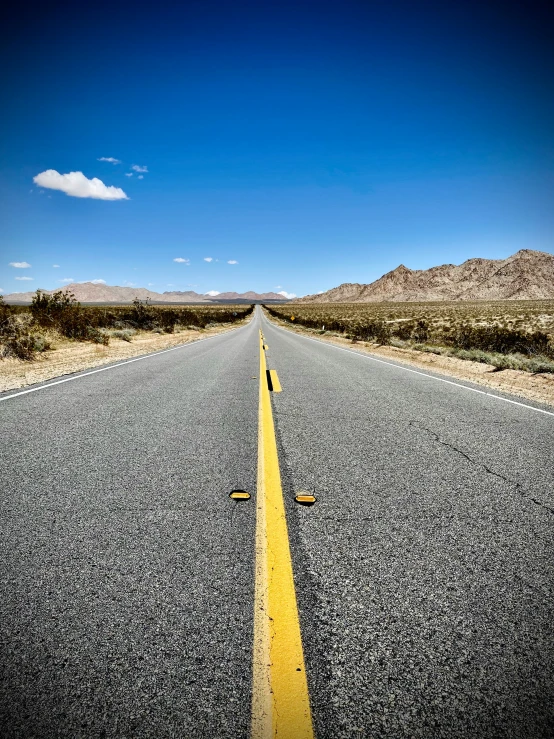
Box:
left=298, top=249, right=554, bottom=303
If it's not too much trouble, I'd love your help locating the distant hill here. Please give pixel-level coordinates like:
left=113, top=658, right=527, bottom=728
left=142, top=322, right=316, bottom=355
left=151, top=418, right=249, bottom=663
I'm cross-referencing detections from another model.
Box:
left=2, top=282, right=290, bottom=304
left=215, top=291, right=286, bottom=300
left=298, top=250, right=554, bottom=303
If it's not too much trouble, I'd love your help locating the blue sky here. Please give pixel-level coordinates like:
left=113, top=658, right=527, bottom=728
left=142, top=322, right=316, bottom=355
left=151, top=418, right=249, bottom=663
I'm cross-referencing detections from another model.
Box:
left=1, top=0, right=552, bottom=297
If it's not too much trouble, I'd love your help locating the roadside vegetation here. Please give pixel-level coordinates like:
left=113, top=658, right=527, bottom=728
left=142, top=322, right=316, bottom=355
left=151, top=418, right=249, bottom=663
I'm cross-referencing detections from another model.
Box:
left=1, top=292, right=253, bottom=361
left=265, top=300, right=554, bottom=373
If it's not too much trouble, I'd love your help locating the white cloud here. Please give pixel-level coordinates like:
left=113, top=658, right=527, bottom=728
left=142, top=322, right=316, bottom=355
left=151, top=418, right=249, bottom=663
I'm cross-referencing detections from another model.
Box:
left=132, top=165, right=148, bottom=173
left=205, top=290, right=220, bottom=296
left=59, top=278, right=74, bottom=283
left=16, top=276, right=33, bottom=281
left=227, top=260, right=238, bottom=265
left=122, top=281, right=136, bottom=287
left=98, top=157, right=121, bottom=164
left=148, top=282, right=154, bottom=286
left=33, top=170, right=128, bottom=200
left=53, top=264, right=60, bottom=268
left=10, top=261, right=31, bottom=268
left=125, top=172, right=133, bottom=177
left=278, top=290, right=297, bottom=299
left=90, top=279, right=106, bottom=284
left=204, top=257, right=213, bottom=262
left=0, top=288, right=3, bottom=293
left=275, top=285, right=282, bottom=289
left=138, top=175, right=144, bottom=179
left=173, top=257, right=190, bottom=264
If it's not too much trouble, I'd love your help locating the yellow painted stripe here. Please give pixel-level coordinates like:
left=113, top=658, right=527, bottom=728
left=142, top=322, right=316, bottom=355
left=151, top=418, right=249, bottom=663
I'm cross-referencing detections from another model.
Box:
left=268, top=369, right=282, bottom=393
left=252, top=330, right=314, bottom=739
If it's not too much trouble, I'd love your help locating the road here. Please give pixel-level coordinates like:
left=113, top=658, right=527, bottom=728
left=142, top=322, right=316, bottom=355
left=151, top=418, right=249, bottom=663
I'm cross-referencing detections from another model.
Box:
left=1, top=306, right=552, bottom=738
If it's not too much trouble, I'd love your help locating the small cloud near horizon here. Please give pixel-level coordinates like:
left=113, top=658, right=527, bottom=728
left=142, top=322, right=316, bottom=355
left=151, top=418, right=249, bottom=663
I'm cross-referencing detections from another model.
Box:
left=16, top=276, right=33, bottom=281
left=98, top=157, right=121, bottom=164
left=204, top=257, right=213, bottom=262
left=174, top=257, right=190, bottom=264
left=132, top=165, right=148, bottom=173
left=33, top=170, right=128, bottom=200
left=59, top=278, right=74, bottom=283
left=278, top=290, right=297, bottom=299
left=10, top=261, right=31, bottom=268
left=205, top=290, right=220, bottom=296
left=227, top=260, right=238, bottom=265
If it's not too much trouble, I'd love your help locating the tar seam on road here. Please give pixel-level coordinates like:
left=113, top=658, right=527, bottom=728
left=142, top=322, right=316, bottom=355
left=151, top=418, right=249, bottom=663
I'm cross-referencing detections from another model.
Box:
left=251, top=329, right=314, bottom=739
left=0, top=322, right=249, bottom=404
left=268, top=320, right=554, bottom=418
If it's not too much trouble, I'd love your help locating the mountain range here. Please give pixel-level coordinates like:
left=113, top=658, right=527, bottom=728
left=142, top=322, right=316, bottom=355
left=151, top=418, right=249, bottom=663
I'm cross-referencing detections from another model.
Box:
left=298, top=250, right=554, bottom=303
left=2, top=283, right=288, bottom=304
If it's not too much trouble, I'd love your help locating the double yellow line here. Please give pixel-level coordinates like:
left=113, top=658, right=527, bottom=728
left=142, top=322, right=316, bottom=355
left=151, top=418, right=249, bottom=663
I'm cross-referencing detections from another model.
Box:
left=251, top=330, right=314, bottom=738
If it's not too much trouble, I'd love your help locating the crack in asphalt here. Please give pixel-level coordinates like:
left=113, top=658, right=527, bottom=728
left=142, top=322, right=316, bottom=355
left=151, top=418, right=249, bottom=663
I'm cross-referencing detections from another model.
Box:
left=409, top=421, right=554, bottom=515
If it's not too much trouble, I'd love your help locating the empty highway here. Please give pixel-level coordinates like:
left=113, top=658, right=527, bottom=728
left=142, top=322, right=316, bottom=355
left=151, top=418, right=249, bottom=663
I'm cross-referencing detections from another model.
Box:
left=1, top=306, right=552, bottom=738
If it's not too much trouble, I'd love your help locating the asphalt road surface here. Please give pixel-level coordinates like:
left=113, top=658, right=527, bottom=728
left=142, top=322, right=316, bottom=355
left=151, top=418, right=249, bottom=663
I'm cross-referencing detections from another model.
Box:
left=1, top=307, right=553, bottom=738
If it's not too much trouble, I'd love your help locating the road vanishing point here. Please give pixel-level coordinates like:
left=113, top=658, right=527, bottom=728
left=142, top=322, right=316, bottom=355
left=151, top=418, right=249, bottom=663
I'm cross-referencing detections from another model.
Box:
left=1, top=306, right=553, bottom=738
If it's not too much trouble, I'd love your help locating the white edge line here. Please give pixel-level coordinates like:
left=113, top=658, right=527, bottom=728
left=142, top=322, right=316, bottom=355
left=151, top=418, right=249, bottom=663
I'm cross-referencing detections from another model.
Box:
left=265, top=317, right=554, bottom=419
left=0, top=322, right=249, bottom=403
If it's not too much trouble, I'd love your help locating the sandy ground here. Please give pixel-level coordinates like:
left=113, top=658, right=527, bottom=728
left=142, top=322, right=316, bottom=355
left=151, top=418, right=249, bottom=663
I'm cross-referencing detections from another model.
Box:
left=265, top=313, right=554, bottom=409
left=0, top=321, right=250, bottom=393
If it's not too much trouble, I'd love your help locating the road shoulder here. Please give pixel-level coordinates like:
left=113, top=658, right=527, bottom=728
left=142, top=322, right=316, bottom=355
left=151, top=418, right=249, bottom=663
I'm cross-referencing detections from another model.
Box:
left=0, top=320, right=250, bottom=393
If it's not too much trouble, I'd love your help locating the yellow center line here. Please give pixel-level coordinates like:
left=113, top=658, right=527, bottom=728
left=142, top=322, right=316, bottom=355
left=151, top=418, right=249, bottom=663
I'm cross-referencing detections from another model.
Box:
left=251, top=330, right=314, bottom=739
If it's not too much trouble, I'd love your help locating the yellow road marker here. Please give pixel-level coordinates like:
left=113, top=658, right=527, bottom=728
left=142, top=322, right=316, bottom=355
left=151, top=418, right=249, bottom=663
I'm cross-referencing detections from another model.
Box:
left=263, top=344, right=269, bottom=350
left=294, top=493, right=316, bottom=506
left=268, top=369, right=282, bottom=393
left=252, top=330, right=314, bottom=739
left=229, top=490, right=251, bottom=500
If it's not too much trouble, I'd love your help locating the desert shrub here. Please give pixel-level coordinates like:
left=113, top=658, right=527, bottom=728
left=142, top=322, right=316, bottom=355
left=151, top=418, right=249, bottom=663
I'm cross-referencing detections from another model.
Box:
left=131, top=297, right=155, bottom=328
left=526, top=357, right=554, bottom=373
left=411, top=319, right=429, bottom=343
left=0, top=319, right=51, bottom=360
left=394, top=321, right=416, bottom=340
left=30, top=290, right=92, bottom=339
left=112, top=329, right=136, bottom=342
left=347, top=319, right=391, bottom=344
left=449, top=324, right=553, bottom=358
left=31, top=334, right=52, bottom=352
left=87, top=327, right=110, bottom=345
left=0, top=295, right=10, bottom=322
left=1, top=333, right=36, bottom=360
left=157, top=308, right=179, bottom=333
